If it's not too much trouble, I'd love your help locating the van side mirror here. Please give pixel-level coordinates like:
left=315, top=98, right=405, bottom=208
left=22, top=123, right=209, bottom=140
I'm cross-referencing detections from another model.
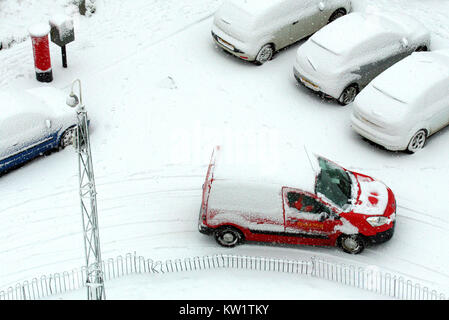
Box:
left=319, top=211, right=329, bottom=222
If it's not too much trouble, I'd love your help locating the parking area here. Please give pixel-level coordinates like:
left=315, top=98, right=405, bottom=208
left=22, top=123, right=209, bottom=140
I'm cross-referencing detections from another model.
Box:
left=1, top=0, right=449, bottom=295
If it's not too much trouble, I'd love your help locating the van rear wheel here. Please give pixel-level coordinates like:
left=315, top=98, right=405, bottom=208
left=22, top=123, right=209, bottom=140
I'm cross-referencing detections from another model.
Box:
left=214, top=226, right=243, bottom=247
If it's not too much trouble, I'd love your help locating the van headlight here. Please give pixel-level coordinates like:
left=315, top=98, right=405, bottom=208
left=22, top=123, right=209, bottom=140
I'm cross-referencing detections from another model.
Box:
left=366, top=216, right=390, bottom=227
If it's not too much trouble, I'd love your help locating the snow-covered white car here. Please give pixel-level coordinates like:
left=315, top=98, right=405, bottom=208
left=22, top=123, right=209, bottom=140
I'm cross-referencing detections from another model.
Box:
left=0, top=87, right=78, bottom=174
left=351, top=50, right=449, bottom=153
left=198, top=147, right=396, bottom=254
left=293, top=11, right=431, bottom=105
left=212, top=0, right=352, bottom=65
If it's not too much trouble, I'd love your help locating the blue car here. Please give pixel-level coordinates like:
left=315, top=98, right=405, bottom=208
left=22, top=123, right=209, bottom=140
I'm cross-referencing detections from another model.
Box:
left=0, top=87, right=78, bottom=174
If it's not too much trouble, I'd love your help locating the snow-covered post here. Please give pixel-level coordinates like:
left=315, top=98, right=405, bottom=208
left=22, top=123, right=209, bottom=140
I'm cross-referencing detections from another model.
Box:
left=49, top=15, right=75, bottom=68
left=29, top=23, right=53, bottom=82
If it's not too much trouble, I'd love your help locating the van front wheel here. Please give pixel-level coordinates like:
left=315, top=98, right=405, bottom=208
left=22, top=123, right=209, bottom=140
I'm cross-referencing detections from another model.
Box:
left=214, top=226, right=243, bottom=247
left=338, top=234, right=365, bottom=254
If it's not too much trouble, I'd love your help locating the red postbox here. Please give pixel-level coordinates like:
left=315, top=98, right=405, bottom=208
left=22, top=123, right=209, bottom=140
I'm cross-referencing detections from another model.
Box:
left=29, top=23, right=53, bottom=82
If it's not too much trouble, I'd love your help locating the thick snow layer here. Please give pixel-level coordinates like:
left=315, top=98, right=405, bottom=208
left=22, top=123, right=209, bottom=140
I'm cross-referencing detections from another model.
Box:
left=353, top=178, right=389, bottom=216
left=211, top=146, right=320, bottom=193
left=1, top=0, right=449, bottom=299
left=0, top=0, right=77, bottom=48
left=207, top=179, right=285, bottom=227
left=369, top=50, right=449, bottom=105
left=311, top=12, right=419, bottom=57
left=28, top=23, right=51, bottom=38
left=48, top=270, right=391, bottom=300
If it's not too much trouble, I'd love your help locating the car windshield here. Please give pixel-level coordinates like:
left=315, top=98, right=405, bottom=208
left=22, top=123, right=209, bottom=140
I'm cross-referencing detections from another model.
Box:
left=315, top=157, right=352, bottom=209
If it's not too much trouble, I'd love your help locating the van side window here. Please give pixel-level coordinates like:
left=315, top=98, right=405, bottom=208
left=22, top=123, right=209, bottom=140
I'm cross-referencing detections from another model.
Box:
left=286, top=192, right=324, bottom=214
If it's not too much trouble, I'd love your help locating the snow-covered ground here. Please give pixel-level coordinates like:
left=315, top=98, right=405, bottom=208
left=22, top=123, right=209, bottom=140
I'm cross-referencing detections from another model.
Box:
left=1, top=0, right=449, bottom=299
left=49, top=269, right=390, bottom=300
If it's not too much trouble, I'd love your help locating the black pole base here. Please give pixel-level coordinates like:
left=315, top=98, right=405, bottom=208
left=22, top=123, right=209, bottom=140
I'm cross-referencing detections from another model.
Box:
left=36, top=70, right=53, bottom=82
left=62, top=45, right=67, bottom=68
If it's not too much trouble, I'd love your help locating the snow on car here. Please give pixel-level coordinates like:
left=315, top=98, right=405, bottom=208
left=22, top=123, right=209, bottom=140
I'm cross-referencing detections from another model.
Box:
left=0, top=87, right=77, bottom=174
left=198, top=147, right=396, bottom=254
left=211, top=0, right=352, bottom=65
left=351, top=49, right=449, bottom=153
left=293, top=11, right=431, bottom=105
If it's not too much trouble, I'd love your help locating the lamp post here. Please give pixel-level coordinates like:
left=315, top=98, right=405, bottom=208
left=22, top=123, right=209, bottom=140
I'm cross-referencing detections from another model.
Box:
left=67, top=79, right=105, bottom=300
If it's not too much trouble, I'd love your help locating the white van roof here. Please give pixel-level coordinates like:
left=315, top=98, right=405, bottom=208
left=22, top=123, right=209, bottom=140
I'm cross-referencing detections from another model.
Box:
left=207, top=179, right=284, bottom=219
left=211, top=146, right=319, bottom=193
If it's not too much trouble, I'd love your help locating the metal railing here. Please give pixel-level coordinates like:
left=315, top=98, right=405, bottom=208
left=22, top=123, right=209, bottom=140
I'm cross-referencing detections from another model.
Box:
left=0, top=253, right=446, bottom=300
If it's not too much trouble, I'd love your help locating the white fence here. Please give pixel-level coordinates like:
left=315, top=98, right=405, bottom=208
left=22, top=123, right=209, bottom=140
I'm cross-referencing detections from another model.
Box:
left=0, top=253, right=446, bottom=300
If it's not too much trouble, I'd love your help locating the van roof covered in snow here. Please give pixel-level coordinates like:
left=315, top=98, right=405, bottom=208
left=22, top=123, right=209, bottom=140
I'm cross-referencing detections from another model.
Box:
left=211, top=146, right=319, bottom=193
left=205, top=146, right=320, bottom=218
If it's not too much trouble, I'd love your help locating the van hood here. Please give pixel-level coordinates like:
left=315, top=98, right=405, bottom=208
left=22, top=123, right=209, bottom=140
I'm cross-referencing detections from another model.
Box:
left=351, top=173, right=388, bottom=216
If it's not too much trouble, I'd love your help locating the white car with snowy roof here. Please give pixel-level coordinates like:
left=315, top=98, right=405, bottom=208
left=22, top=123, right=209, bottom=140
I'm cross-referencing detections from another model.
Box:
left=293, top=11, right=431, bottom=105
left=211, top=0, right=352, bottom=65
left=351, top=49, right=449, bottom=153
left=198, top=147, right=396, bottom=254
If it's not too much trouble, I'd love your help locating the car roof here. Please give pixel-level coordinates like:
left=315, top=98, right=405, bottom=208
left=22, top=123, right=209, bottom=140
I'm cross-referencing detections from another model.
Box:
left=370, top=50, right=449, bottom=105
left=224, top=0, right=289, bottom=18
left=212, top=146, right=320, bottom=193
left=0, top=89, right=49, bottom=120
left=0, top=87, right=70, bottom=120
left=310, top=12, right=414, bottom=56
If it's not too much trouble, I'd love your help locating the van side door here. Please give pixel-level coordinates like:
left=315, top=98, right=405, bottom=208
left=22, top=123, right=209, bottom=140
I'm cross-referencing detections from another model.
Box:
left=282, top=187, right=341, bottom=238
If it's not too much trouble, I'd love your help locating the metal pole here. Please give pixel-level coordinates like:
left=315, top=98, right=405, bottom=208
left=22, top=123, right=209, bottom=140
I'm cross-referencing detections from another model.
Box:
left=61, top=45, right=67, bottom=68
left=70, top=79, right=106, bottom=300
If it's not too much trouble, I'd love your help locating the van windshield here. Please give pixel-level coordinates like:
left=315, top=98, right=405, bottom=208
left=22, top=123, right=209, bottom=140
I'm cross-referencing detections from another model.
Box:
left=315, top=157, right=352, bottom=209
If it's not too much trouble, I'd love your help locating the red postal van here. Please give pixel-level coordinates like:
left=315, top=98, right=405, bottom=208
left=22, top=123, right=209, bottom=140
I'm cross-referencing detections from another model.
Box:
left=198, top=147, right=396, bottom=254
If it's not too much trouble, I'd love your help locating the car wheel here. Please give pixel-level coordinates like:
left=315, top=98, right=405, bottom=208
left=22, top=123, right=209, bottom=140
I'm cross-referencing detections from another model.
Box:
left=328, top=9, right=346, bottom=24
left=406, top=129, right=427, bottom=153
left=415, top=45, right=428, bottom=52
left=214, top=226, right=244, bottom=248
left=254, top=44, right=274, bottom=65
left=59, top=127, right=76, bottom=149
left=339, top=234, right=365, bottom=254
left=338, top=84, right=359, bottom=106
